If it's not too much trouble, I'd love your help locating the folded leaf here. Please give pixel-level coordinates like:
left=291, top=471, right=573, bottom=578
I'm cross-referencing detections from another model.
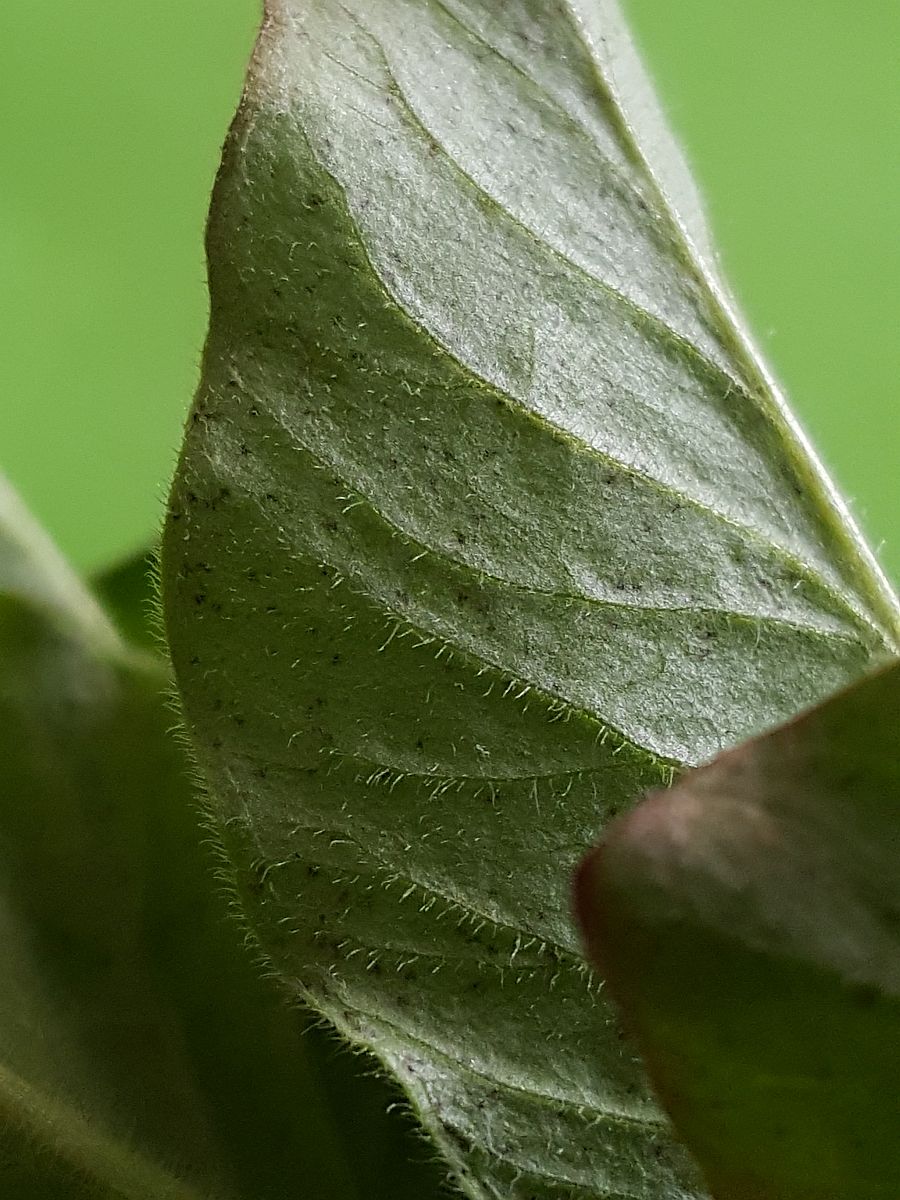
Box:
left=577, top=659, right=900, bottom=1199
left=0, top=479, right=441, bottom=1198
left=162, top=2, right=900, bottom=1196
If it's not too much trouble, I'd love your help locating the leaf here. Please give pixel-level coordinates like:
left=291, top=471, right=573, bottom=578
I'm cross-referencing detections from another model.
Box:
left=91, top=543, right=450, bottom=1198
left=93, top=547, right=159, bottom=650
left=161, top=2, right=900, bottom=1197
left=0, top=480, right=443, bottom=1198
left=576, top=658, right=900, bottom=1199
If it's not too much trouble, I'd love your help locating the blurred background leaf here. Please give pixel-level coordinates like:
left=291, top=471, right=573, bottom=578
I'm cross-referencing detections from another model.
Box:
left=0, top=1, right=896, bottom=580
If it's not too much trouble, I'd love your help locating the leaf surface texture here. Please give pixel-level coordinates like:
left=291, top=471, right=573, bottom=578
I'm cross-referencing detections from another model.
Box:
left=162, top=3, right=900, bottom=1196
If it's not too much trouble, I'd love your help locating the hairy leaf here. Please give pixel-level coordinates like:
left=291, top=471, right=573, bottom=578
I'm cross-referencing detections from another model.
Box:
left=577, top=659, right=900, bottom=1199
left=93, top=548, right=160, bottom=650
left=162, top=3, right=900, bottom=1197
left=0, top=479, right=441, bottom=1198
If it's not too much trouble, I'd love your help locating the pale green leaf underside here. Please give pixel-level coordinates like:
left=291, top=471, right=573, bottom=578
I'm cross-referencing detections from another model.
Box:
left=163, top=2, right=900, bottom=1197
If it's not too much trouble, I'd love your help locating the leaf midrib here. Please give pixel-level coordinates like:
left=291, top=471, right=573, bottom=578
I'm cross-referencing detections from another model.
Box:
left=555, top=0, right=900, bottom=644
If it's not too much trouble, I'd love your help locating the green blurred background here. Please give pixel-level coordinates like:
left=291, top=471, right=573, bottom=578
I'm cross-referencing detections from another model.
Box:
left=1, top=2, right=898, bottom=580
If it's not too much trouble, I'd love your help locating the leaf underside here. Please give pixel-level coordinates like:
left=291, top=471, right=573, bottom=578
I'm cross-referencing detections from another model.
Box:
left=162, top=2, right=900, bottom=1197
left=577, top=659, right=900, bottom=1200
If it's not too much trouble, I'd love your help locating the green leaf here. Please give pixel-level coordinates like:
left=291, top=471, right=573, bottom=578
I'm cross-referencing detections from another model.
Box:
left=93, top=547, right=159, bottom=650
left=161, top=2, right=900, bottom=1196
left=0, top=480, right=442, bottom=1198
left=91, top=542, right=450, bottom=1198
left=576, top=658, right=900, bottom=1199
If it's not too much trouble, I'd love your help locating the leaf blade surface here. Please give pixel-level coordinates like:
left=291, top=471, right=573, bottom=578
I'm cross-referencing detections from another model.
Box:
left=163, top=3, right=900, bottom=1197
